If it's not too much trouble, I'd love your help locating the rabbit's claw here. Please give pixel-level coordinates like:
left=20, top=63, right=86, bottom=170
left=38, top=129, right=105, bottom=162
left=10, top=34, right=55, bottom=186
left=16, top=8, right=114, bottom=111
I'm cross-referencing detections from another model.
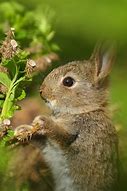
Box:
left=8, top=115, right=48, bottom=146
left=14, top=125, right=34, bottom=142
left=32, top=115, right=48, bottom=135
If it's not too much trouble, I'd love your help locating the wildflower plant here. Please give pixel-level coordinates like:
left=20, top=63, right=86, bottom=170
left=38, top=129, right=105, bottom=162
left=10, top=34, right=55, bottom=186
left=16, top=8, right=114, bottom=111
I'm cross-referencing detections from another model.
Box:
left=0, top=29, right=33, bottom=136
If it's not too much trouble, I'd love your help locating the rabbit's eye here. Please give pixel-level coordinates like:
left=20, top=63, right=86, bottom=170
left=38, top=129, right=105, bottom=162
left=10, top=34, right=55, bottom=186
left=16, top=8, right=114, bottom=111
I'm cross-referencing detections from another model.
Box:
left=62, top=76, right=75, bottom=87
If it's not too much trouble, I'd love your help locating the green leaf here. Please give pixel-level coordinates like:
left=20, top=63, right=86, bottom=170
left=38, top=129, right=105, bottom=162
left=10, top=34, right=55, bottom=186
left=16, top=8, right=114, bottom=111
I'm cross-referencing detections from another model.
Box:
left=0, top=130, right=14, bottom=147
left=47, top=31, right=55, bottom=41
left=17, top=89, right=26, bottom=100
left=7, top=129, right=14, bottom=137
left=0, top=72, right=11, bottom=88
left=13, top=76, right=26, bottom=87
left=2, top=59, right=16, bottom=79
left=51, top=43, right=60, bottom=51
left=0, top=100, right=4, bottom=108
left=0, top=94, right=5, bottom=99
left=17, top=51, right=29, bottom=60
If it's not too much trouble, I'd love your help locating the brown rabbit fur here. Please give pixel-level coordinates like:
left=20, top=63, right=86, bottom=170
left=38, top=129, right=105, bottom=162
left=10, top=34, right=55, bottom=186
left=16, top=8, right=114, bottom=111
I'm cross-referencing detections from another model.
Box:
left=15, top=45, right=118, bottom=191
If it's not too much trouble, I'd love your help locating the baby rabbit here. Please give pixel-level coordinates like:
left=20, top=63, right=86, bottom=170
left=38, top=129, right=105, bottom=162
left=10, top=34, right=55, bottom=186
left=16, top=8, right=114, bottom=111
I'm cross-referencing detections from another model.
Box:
left=14, top=44, right=118, bottom=191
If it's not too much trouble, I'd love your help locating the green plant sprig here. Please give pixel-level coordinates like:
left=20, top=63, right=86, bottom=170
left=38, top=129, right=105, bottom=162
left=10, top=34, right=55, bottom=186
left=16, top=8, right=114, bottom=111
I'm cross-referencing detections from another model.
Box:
left=0, top=1, right=60, bottom=54
left=0, top=29, right=33, bottom=122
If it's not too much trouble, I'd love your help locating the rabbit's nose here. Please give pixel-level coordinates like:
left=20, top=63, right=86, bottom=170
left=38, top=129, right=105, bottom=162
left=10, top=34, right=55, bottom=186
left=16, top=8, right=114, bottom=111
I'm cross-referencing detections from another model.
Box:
left=39, top=89, right=42, bottom=95
left=39, top=86, right=47, bottom=103
left=40, top=83, right=46, bottom=95
left=39, top=89, right=46, bottom=99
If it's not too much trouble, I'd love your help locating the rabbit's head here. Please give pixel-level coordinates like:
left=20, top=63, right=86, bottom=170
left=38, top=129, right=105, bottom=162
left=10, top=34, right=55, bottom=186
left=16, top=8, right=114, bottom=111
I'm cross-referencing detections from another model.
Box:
left=40, top=45, right=115, bottom=116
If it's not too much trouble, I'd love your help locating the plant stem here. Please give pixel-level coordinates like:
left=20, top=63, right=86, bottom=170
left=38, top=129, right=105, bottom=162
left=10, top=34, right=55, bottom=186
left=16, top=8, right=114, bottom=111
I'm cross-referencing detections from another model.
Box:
left=13, top=76, right=26, bottom=87
left=0, top=82, right=14, bottom=120
left=0, top=67, right=18, bottom=121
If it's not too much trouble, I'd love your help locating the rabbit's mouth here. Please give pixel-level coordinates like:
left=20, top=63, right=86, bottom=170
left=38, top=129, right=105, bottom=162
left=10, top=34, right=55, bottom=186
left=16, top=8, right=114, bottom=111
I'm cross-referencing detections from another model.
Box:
left=41, top=96, right=48, bottom=103
left=42, top=97, right=60, bottom=116
left=42, top=96, right=51, bottom=107
left=47, top=100, right=60, bottom=116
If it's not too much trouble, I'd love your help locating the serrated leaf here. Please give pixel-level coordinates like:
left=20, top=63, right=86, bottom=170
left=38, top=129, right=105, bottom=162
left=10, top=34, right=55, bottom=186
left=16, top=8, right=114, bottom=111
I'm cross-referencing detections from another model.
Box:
left=13, top=53, right=28, bottom=72
left=2, top=88, right=15, bottom=119
left=0, top=130, right=14, bottom=147
left=7, top=129, right=14, bottom=137
left=2, top=59, right=16, bottom=79
left=17, top=89, right=26, bottom=100
left=16, top=51, right=29, bottom=60
left=6, top=104, right=15, bottom=118
left=0, top=72, right=11, bottom=88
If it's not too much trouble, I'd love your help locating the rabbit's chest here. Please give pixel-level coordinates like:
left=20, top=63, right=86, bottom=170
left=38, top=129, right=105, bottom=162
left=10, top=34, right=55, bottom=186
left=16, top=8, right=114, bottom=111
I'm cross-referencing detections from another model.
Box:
left=42, top=141, right=78, bottom=191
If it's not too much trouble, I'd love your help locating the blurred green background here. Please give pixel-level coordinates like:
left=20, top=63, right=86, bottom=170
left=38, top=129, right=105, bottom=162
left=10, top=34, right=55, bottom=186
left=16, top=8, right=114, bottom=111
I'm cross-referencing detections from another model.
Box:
left=15, top=0, right=127, bottom=126
left=0, top=0, right=127, bottom=190
left=14, top=0, right=127, bottom=130
left=15, top=0, right=127, bottom=128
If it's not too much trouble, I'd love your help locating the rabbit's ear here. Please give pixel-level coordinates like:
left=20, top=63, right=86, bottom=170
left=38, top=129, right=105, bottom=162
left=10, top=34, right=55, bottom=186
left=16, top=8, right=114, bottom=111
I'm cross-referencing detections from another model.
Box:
left=90, top=43, right=115, bottom=83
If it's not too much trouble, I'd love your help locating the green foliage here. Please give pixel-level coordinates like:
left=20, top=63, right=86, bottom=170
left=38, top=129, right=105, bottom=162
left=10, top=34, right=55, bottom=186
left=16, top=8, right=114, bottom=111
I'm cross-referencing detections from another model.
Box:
left=0, top=72, right=11, bottom=88
left=0, top=1, right=59, bottom=122
left=0, top=48, right=30, bottom=121
left=0, top=130, right=15, bottom=190
left=0, top=130, right=14, bottom=147
left=0, top=1, right=59, bottom=54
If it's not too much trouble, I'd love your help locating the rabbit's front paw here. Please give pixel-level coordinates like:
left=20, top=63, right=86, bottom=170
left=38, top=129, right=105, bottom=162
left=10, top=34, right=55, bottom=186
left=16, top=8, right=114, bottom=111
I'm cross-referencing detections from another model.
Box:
left=32, top=115, right=50, bottom=135
left=14, top=115, right=51, bottom=144
left=14, top=125, right=34, bottom=142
